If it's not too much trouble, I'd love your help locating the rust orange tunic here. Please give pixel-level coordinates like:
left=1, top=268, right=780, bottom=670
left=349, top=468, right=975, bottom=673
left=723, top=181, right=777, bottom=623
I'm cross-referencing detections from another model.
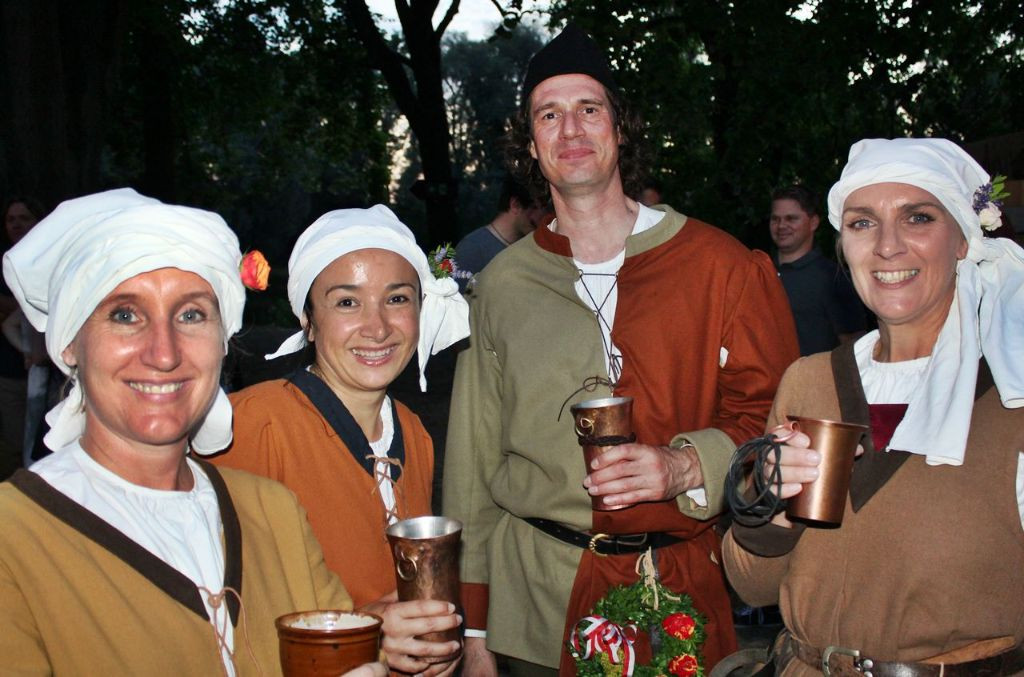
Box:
left=443, top=206, right=799, bottom=671
left=211, top=372, right=434, bottom=607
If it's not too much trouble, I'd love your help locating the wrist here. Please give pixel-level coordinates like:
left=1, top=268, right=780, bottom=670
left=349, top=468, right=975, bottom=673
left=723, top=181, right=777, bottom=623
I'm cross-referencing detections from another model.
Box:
left=670, top=443, right=702, bottom=493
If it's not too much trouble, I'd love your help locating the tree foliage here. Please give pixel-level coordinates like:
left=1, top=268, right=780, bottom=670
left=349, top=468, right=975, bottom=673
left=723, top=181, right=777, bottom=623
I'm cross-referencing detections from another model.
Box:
left=545, top=0, right=1024, bottom=247
left=3, top=0, right=1021, bottom=330
left=115, top=1, right=391, bottom=261
left=444, top=25, right=543, bottom=230
left=2, top=0, right=392, bottom=325
left=337, top=0, right=462, bottom=244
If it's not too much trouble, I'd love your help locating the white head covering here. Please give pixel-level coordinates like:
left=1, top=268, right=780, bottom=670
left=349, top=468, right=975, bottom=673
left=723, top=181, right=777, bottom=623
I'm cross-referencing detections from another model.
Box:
left=265, top=204, right=470, bottom=391
left=827, top=138, right=1024, bottom=464
left=2, top=188, right=246, bottom=453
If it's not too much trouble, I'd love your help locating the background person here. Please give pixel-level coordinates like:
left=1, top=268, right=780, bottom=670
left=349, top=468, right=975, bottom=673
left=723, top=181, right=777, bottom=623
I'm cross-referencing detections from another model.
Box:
left=0, top=188, right=352, bottom=675
left=209, top=205, right=469, bottom=675
left=0, top=196, right=48, bottom=477
left=769, top=184, right=868, bottom=355
left=454, top=176, right=546, bottom=291
left=444, top=24, right=798, bottom=675
left=2, top=196, right=56, bottom=469
left=725, top=139, right=1024, bottom=675
left=638, top=179, right=663, bottom=207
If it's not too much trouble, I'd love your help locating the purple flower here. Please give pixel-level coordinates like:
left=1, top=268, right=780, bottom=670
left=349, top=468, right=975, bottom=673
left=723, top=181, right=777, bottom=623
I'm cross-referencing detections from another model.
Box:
left=973, top=183, right=993, bottom=213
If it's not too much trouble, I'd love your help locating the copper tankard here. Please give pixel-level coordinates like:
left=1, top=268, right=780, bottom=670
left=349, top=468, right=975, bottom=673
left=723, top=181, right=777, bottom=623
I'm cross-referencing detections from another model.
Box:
left=385, top=516, right=463, bottom=660
left=785, top=415, right=868, bottom=525
left=570, top=396, right=634, bottom=510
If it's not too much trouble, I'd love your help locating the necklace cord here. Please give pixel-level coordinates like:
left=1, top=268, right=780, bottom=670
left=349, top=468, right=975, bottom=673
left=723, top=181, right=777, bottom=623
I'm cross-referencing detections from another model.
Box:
left=557, top=376, right=616, bottom=422
left=576, top=268, right=623, bottom=384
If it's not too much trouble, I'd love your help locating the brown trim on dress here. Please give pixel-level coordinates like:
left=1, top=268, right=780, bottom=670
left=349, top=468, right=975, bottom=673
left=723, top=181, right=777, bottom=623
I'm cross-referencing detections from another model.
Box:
left=831, top=344, right=994, bottom=513
left=730, top=520, right=806, bottom=557
left=9, top=461, right=243, bottom=625
left=197, top=460, right=243, bottom=625
left=831, top=341, right=911, bottom=512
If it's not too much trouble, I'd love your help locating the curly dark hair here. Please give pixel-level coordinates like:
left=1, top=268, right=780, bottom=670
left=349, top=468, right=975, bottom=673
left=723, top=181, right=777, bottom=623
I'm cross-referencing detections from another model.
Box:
left=503, top=84, right=650, bottom=203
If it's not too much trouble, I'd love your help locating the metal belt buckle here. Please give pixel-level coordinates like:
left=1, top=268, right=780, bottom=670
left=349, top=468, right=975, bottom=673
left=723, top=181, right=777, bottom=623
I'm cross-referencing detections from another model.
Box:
left=588, top=532, right=609, bottom=556
left=822, top=645, right=866, bottom=676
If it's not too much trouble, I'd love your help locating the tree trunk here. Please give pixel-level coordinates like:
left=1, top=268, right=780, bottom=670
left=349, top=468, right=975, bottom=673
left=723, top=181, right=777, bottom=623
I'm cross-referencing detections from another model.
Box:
left=343, top=0, right=460, bottom=245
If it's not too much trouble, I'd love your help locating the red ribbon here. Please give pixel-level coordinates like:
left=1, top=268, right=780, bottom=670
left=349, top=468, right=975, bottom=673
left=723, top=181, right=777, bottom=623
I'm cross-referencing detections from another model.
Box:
left=570, top=615, right=638, bottom=675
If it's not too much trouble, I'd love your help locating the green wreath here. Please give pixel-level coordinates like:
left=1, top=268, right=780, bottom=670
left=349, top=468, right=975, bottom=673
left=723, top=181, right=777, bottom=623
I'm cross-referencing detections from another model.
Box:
left=568, top=577, right=706, bottom=677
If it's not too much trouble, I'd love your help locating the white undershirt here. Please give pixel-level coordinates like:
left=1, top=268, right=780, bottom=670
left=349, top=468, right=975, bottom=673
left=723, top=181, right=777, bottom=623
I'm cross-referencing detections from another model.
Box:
left=550, top=205, right=707, bottom=506
left=562, top=204, right=664, bottom=380
left=32, top=443, right=234, bottom=674
left=368, top=395, right=398, bottom=524
left=855, top=332, right=1024, bottom=529
left=856, top=332, right=930, bottom=405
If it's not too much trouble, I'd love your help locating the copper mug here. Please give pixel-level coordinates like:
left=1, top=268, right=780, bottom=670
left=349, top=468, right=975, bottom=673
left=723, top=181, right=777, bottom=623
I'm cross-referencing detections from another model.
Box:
left=275, top=610, right=382, bottom=677
left=385, top=516, right=463, bottom=661
left=784, top=416, right=868, bottom=525
left=570, top=396, right=634, bottom=511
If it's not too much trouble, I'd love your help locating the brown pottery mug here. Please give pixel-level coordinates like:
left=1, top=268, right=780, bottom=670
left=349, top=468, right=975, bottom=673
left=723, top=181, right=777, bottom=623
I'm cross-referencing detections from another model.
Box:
left=275, top=609, right=382, bottom=677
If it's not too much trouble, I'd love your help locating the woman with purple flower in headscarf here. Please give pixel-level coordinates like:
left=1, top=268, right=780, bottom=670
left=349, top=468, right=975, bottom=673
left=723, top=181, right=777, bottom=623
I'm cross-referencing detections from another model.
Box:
left=724, top=139, right=1024, bottom=676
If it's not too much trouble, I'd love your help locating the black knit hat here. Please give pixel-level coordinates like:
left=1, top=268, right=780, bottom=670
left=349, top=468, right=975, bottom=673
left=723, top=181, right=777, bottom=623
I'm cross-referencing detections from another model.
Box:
left=521, top=23, right=618, bottom=102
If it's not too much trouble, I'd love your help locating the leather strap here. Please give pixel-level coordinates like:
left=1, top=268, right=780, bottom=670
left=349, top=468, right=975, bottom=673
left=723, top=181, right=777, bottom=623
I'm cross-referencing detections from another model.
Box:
left=523, top=517, right=682, bottom=556
left=576, top=433, right=636, bottom=447
left=784, top=631, right=1024, bottom=676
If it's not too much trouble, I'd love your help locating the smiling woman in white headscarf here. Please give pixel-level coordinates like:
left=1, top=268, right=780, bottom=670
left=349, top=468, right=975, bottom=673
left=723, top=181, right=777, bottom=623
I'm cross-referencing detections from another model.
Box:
left=723, top=139, right=1024, bottom=675
left=208, top=205, right=470, bottom=675
left=0, top=189, right=361, bottom=676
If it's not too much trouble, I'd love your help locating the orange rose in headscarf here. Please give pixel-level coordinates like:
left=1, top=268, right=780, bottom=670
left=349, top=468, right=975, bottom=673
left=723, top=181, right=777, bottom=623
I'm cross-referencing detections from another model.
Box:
left=240, top=250, right=270, bottom=290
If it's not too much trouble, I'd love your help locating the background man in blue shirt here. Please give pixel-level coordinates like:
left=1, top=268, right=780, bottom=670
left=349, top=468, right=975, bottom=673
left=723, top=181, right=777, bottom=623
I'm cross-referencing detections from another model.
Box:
left=770, top=184, right=868, bottom=355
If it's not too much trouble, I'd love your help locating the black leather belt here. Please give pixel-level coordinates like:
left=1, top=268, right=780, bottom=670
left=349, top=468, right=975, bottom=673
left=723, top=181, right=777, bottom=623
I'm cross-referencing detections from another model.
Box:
left=524, top=517, right=682, bottom=556
left=783, top=631, right=1024, bottom=677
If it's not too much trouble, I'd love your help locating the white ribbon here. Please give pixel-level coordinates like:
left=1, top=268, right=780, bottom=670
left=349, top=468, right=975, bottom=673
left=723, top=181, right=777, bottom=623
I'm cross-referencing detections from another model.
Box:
left=569, top=615, right=638, bottom=676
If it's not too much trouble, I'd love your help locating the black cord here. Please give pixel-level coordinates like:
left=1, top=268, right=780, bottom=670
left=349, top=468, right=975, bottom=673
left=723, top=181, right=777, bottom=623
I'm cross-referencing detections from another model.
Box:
left=725, top=434, right=787, bottom=527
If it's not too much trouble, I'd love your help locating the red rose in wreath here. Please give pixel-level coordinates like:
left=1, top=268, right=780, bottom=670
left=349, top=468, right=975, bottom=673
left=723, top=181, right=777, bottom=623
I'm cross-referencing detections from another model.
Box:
left=439, top=258, right=454, bottom=273
left=662, top=612, right=696, bottom=640
left=668, top=653, right=699, bottom=677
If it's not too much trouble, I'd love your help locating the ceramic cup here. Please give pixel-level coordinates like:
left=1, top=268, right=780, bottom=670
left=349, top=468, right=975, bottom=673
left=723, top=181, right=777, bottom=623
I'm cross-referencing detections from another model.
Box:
left=275, top=610, right=382, bottom=677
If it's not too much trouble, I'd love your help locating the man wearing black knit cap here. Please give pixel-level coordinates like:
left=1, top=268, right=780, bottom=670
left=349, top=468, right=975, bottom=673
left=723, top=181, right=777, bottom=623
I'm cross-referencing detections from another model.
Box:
left=444, top=24, right=798, bottom=675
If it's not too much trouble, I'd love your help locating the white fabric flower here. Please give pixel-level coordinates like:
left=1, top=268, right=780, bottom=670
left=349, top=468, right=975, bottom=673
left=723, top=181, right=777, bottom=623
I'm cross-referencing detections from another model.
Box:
left=979, top=203, right=1002, bottom=231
